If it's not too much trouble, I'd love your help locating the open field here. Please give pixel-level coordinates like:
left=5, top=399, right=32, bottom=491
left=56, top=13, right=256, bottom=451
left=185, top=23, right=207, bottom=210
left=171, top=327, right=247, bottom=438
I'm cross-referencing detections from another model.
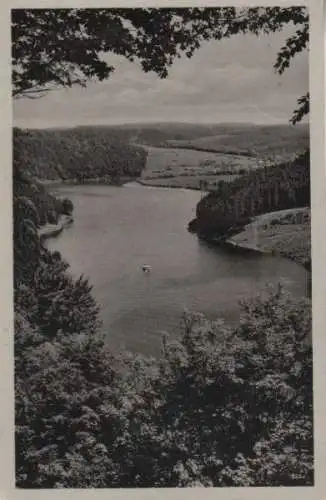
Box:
left=130, top=122, right=308, bottom=190
left=136, top=145, right=254, bottom=189
left=227, top=207, right=311, bottom=270
left=141, top=145, right=255, bottom=175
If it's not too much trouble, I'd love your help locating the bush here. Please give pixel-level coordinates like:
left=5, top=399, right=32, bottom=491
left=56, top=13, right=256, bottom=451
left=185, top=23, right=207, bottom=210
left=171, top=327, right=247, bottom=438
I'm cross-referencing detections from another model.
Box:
left=61, top=198, right=74, bottom=215
left=15, top=285, right=313, bottom=487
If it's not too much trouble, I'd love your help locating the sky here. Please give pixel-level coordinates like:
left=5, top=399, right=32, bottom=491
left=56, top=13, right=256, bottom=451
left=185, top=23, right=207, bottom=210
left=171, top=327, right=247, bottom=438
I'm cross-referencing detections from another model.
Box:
left=13, top=26, right=309, bottom=129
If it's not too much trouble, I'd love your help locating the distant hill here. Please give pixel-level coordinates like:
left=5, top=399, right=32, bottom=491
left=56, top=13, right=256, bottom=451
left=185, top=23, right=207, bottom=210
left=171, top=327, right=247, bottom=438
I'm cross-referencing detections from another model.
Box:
left=74, top=122, right=309, bottom=159
left=74, top=122, right=225, bottom=147
left=14, top=122, right=309, bottom=187
left=165, top=124, right=309, bottom=159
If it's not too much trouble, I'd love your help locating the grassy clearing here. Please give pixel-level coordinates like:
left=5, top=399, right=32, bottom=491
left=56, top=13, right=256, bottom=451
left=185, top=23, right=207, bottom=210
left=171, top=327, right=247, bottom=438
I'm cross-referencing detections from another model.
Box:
left=141, top=145, right=256, bottom=176
left=136, top=128, right=309, bottom=190
left=136, top=145, right=253, bottom=189
left=228, top=208, right=311, bottom=269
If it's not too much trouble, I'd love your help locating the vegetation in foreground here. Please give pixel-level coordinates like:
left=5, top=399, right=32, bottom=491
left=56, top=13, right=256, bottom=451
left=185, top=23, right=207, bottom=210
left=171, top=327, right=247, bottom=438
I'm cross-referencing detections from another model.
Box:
left=16, top=280, right=313, bottom=488
left=14, top=168, right=313, bottom=488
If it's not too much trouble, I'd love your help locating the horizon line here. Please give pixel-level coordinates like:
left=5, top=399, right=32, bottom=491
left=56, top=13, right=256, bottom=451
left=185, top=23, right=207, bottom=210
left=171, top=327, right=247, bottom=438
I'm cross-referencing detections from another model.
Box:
left=13, top=119, right=309, bottom=131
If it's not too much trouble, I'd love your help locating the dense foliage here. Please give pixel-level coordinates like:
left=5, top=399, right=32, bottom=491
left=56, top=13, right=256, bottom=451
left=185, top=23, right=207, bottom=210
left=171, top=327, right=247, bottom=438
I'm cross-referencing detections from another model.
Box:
left=195, top=150, right=310, bottom=239
left=14, top=170, right=71, bottom=224
left=14, top=173, right=313, bottom=488
left=14, top=127, right=147, bottom=182
left=15, top=273, right=313, bottom=487
left=13, top=163, right=74, bottom=285
left=12, top=7, right=308, bottom=123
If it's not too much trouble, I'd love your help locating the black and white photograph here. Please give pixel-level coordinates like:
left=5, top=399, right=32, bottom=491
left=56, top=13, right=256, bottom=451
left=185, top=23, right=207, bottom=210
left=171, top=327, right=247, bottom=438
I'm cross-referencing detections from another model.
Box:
left=12, top=5, right=314, bottom=489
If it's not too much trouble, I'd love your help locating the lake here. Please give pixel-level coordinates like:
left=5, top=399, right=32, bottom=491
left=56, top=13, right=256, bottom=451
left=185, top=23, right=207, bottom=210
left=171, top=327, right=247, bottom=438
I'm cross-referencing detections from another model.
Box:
left=47, top=183, right=309, bottom=357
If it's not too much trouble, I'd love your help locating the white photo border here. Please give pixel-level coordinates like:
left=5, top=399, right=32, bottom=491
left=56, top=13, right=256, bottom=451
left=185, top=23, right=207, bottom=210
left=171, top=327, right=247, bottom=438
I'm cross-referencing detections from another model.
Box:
left=1, top=0, right=325, bottom=498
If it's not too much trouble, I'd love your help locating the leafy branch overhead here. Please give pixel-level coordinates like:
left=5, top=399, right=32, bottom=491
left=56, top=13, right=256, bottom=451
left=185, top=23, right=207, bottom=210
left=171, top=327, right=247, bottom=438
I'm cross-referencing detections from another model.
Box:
left=12, top=7, right=309, bottom=123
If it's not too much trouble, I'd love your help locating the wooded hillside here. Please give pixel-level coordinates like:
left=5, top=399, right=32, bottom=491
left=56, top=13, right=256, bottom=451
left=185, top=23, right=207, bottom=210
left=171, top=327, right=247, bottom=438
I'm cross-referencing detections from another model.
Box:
left=195, top=150, right=310, bottom=239
left=13, top=127, right=148, bottom=182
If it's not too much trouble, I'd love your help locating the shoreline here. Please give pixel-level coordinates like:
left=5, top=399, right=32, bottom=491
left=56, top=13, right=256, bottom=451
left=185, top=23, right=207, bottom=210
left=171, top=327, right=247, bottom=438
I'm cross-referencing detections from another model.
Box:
left=37, top=175, right=139, bottom=188
left=132, top=179, right=201, bottom=191
left=40, top=177, right=212, bottom=193
left=125, top=179, right=208, bottom=193
left=134, top=173, right=241, bottom=191
left=39, top=214, right=74, bottom=243
left=40, top=176, right=210, bottom=193
left=209, top=207, right=311, bottom=271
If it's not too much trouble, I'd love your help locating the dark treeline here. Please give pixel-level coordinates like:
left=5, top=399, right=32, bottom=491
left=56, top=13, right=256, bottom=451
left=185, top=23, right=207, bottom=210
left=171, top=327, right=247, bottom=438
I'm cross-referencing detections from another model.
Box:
left=14, top=163, right=313, bottom=487
left=75, top=122, right=242, bottom=146
left=13, top=127, right=148, bottom=182
left=194, top=150, right=310, bottom=239
left=13, top=164, right=74, bottom=286
left=161, top=144, right=256, bottom=157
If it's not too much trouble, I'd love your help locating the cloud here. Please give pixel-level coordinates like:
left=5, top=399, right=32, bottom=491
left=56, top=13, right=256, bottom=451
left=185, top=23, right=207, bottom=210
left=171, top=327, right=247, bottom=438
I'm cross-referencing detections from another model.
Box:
left=13, top=29, right=308, bottom=128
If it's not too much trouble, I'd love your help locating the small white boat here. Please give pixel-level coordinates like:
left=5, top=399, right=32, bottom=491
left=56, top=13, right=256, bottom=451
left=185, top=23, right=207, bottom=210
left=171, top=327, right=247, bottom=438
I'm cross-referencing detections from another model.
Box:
left=142, top=265, right=152, bottom=273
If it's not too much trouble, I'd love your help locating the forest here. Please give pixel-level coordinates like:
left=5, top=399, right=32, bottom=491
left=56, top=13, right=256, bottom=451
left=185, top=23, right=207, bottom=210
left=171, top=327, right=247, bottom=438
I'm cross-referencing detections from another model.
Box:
left=13, top=127, right=148, bottom=183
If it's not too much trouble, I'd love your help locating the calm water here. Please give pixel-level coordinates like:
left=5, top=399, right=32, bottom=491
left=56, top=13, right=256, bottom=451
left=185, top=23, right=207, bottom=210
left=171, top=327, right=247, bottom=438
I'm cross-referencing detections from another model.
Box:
left=47, top=183, right=309, bottom=357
